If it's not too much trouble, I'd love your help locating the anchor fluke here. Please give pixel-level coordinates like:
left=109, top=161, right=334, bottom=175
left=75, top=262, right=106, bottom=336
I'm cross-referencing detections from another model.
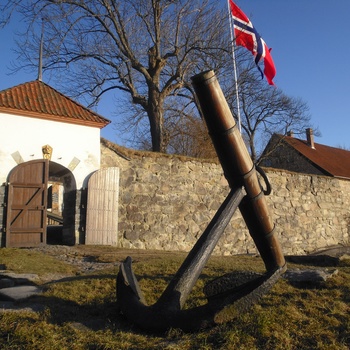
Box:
left=117, top=257, right=285, bottom=332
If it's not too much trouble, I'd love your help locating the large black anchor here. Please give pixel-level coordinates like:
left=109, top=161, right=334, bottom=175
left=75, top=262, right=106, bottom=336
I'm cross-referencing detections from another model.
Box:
left=116, top=70, right=286, bottom=332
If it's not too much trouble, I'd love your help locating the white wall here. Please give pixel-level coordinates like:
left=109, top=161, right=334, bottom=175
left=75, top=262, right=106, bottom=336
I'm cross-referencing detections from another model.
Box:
left=0, top=112, right=101, bottom=188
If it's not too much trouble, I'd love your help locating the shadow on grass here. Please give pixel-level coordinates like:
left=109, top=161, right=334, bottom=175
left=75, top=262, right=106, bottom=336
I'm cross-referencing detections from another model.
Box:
left=8, top=273, right=140, bottom=333
left=16, top=270, right=209, bottom=334
left=285, top=254, right=340, bottom=267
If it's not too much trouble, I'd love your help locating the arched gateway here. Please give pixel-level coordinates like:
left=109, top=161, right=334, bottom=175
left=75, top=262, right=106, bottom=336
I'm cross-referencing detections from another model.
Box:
left=5, top=159, right=76, bottom=247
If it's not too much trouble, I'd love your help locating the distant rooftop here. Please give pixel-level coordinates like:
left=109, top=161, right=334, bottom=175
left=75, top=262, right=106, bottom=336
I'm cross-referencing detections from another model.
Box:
left=281, top=130, right=350, bottom=179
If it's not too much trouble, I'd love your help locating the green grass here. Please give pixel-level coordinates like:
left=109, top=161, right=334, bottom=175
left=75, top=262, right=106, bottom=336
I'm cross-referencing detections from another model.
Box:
left=0, top=248, right=77, bottom=275
left=1, top=247, right=350, bottom=349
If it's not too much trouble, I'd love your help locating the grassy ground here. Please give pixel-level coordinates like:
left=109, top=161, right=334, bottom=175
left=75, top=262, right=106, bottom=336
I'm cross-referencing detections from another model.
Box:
left=0, top=246, right=349, bottom=349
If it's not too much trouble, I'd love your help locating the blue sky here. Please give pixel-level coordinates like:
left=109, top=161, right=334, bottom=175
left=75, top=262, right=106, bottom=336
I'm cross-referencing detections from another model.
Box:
left=1, top=1, right=350, bottom=149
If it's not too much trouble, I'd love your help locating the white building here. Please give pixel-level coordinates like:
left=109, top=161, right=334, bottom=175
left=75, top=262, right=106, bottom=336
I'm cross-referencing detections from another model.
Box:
left=0, top=80, right=110, bottom=247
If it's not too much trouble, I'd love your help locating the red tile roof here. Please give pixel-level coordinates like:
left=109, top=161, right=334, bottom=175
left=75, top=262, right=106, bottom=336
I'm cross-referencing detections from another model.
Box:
left=284, top=135, right=350, bottom=179
left=0, top=80, right=110, bottom=128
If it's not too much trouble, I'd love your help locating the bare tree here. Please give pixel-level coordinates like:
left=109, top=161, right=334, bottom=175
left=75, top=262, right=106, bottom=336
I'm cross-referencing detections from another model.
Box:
left=224, top=59, right=315, bottom=163
left=1, top=0, right=230, bottom=153
left=1, top=1, right=316, bottom=159
left=159, top=52, right=315, bottom=161
left=165, top=113, right=216, bottom=158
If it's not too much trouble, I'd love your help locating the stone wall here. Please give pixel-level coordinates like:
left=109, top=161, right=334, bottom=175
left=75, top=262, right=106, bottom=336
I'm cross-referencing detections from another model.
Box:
left=266, top=171, right=350, bottom=254
left=101, top=141, right=350, bottom=256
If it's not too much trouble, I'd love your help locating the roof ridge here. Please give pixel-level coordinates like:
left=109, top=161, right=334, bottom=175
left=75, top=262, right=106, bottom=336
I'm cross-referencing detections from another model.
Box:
left=0, top=80, right=37, bottom=92
left=284, top=133, right=350, bottom=153
left=33, top=80, right=110, bottom=122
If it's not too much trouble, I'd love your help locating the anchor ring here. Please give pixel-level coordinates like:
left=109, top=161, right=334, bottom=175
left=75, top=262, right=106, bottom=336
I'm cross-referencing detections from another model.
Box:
left=255, top=165, right=272, bottom=196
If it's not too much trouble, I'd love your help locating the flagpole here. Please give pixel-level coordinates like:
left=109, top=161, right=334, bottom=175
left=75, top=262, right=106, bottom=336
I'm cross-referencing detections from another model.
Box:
left=227, top=0, right=242, bottom=133
left=38, top=19, right=44, bottom=81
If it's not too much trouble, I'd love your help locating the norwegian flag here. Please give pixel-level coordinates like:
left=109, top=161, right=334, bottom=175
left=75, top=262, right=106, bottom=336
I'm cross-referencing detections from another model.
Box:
left=229, top=0, right=276, bottom=85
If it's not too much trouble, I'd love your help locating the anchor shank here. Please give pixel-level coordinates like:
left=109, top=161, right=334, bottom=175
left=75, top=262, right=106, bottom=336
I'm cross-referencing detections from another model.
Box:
left=191, top=70, right=286, bottom=271
left=156, top=186, right=245, bottom=310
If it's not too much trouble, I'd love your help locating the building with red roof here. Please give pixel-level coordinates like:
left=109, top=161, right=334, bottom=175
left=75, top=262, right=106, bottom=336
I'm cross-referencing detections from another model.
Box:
left=260, top=129, right=350, bottom=179
left=0, top=80, right=112, bottom=247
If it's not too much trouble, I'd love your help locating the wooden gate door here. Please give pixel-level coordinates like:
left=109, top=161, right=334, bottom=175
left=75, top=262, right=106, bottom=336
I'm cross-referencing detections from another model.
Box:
left=6, top=160, right=49, bottom=247
left=86, top=167, right=119, bottom=245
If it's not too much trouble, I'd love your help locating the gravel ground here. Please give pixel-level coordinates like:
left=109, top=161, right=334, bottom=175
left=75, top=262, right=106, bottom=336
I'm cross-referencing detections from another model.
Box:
left=26, top=245, right=120, bottom=273
left=0, top=245, right=122, bottom=312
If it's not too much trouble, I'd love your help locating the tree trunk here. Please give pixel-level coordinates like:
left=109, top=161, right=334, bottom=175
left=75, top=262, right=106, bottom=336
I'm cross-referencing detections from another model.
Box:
left=249, top=134, right=257, bottom=163
left=148, top=89, right=165, bottom=153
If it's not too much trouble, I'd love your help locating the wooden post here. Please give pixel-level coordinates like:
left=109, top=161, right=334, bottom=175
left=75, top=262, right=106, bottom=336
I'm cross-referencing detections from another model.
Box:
left=191, top=70, right=285, bottom=271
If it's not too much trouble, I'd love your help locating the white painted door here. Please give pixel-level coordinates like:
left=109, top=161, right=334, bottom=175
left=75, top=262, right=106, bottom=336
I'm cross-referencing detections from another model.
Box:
left=85, top=167, right=119, bottom=245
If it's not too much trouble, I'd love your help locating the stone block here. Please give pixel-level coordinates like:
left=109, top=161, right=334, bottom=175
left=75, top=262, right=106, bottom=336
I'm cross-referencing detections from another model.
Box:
left=0, top=285, right=43, bottom=301
left=0, top=278, right=15, bottom=289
